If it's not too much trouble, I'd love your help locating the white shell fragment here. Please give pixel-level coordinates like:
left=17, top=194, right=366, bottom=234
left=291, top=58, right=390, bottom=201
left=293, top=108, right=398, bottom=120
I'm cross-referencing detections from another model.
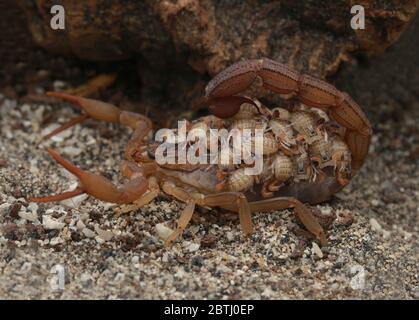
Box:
left=0, top=203, right=11, bottom=215
left=76, top=219, right=86, bottom=231
left=61, top=193, right=89, bottom=209
left=369, top=218, right=382, bottom=232
left=42, top=215, right=65, bottom=230
left=370, top=218, right=391, bottom=239
left=185, top=242, right=200, bottom=252
left=311, top=242, right=323, bottom=259
left=95, top=227, right=114, bottom=241
left=82, top=227, right=96, bottom=238
left=155, top=223, right=174, bottom=240
left=18, top=210, right=38, bottom=222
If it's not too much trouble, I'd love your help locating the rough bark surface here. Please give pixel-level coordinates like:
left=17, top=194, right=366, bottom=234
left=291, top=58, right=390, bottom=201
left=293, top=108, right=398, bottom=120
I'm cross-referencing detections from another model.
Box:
left=338, top=12, right=419, bottom=112
left=18, top=1, right=418, bottom=76
left=7, top=0, right=419, bottom=112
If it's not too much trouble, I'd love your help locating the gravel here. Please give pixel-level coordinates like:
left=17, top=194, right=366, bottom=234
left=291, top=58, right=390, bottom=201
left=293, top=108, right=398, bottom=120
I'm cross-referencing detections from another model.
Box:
left=0, top=94, right=418, bottom=299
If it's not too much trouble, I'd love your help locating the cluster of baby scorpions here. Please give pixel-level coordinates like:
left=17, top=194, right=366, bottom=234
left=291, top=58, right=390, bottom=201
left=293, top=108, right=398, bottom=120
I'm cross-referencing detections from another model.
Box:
left=29, top=58, right=372, bottom=247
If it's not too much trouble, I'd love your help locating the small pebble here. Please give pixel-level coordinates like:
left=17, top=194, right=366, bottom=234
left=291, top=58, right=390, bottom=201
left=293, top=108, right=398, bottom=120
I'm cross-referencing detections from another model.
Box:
left=18, top=210, right=38, bottom=222
left=21, top=262, right=32, bottom=273
left=312, top=242, right=323, bottom=259
left=369, top=218, right=382, bottom=232
left=61, top=189, right=88, bottom=208
left=62, top=146, right=82, bottom=157
left=185, top=242, right=200, bottom=253
left=42, top=215, right=65, bottom=230
left=155, top=223, right=173, bottom=241
left=50, top=237, right=63, bottom=246
left=382, top=230, right=391, bottom=239
left=0, top=203, right=11, bottom=215
left=114, top=273, right=125, bottom=282
left=82, top=228, right=96, bottom=238
left=53, top=80, right=67, bottom=89
left=76, top=220, right=86, bottom=231
left=80, top=273, right=93, bottom=286
left=216, top=264, right=232, bottom=274
left=95, top=227, right=114, bottom=241
left=27, top=203, right=38, bottom=213
left=225, top=231, right=234, bottom=241
left=371, top=199, right=380, bottom=207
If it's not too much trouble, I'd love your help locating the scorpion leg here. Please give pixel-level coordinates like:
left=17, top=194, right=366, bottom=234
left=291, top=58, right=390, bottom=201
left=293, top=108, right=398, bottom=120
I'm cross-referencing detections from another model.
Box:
left=29, top=149, right=149, bottom=204
left=63, top=74, right=116, bottom=98
left=162, top=182, right=253, bottom=241
left=116, top=165, right=159, bottom=216
left=162, top=183, right=253, bottom=244
left=248, top=197, right=327, bottom=246
left=116, top=187, right=159, bottom=216
left=202, top=192, right=253, bottom=236
left=164, top=200, right=196, bottom=246
left=160, top=182, right=197, bottom=245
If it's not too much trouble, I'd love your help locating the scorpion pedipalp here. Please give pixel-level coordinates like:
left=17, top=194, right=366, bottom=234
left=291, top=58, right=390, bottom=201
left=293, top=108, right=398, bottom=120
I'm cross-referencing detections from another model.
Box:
left=29, top=149, right=150, bottom=204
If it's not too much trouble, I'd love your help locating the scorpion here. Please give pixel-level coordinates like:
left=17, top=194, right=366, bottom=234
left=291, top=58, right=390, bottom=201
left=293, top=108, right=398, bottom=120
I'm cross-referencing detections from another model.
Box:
left=29, top=58, right=372, bottom=247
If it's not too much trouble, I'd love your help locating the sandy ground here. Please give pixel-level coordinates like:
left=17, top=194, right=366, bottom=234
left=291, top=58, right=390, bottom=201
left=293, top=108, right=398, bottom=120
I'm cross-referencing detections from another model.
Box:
left=0, top=93, right=418, bottom=299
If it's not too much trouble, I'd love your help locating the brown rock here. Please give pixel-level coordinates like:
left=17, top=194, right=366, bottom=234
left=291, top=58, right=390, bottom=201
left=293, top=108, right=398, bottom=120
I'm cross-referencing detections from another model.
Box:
left=200, top=234, right=218, bottom=248
left=15, top=0, right=418, bottom=108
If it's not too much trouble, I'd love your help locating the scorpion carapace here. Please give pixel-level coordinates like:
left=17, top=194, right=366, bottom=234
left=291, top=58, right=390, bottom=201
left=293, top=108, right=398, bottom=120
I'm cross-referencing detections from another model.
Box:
left=29, top=58, right=372, bottom=247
